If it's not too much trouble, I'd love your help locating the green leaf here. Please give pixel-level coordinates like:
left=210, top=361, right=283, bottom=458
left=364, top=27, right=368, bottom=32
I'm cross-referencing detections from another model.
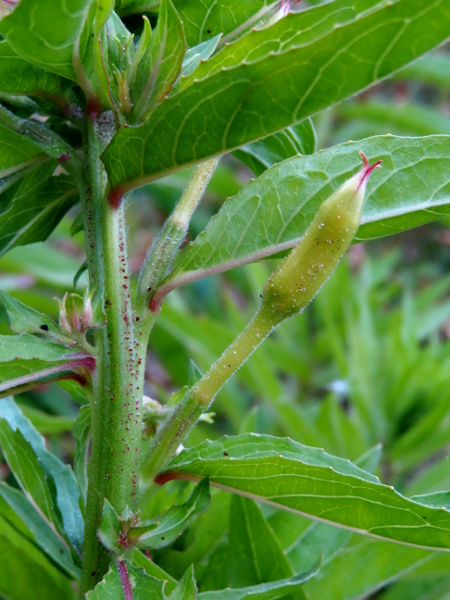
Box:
left=0, top=290, right=65, bottom=339
left=175, top=0, right=277, bottom=47
left=179, top=34, right=222, bottom=81
left=302, top=537, right=432, bottom=600
left=0, top=334, right=92, bottom=397
left=161, top=434, right=450, bottom=551
left=103, top=0, right=450, bottom=192
left=0, top=162, right=79, bottom=256
left=116, top=0, right=160, bottom=16
left=0, top=421, right=57, bottom=525
left=169, top=565, right=197, bottom=600
left=0, top=123, right=45, bottom=179
left=234, top=120, right=316, bottom=176
left=0, top=0, right=93, bottom=81
left=0, top=398, right=84, bottom=555
left=0, top=514, right=74, bottom=600
left=162, top=135, right=450, bottom=291
left=197, top=564, right=320, bottom=600
left=98, top=498, right=124, bottom=554
left=130, top=549, right=178, bottom=594
left=0, top=482, right=79, bottom=579
left=20, top=405, right=75, bottom=434
left=131, top=478, right=210, bottom=550
left=0, top=40, right=66, bottom=95
left=87, top=562, right=166, bottom=599
left=74, top=404, right=90, bottom=511
left=229, top=495, right=295, bottom=588
left=129, top=0, right=186, bottom=122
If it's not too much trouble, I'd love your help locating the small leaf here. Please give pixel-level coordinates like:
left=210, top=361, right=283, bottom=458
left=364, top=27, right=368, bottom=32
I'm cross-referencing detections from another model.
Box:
left=130, top=549, right=178, bottom=594
left=0, top=290, right=64, bottom=338
left=0, top=123, right=45, bottom=179
left=160, top=434, right=450, bottom=551
left=0, top=0, right=92, bottom=81
left=129, top=0, right=186, bottom=122
left=87, top=562, right=166, bottom=599
left=176, top=34, right=222, bottom=82
left=98, top=499, right=125, bottom=554
left=169, top=565, right=197, bottom=600
left=131, top=478, right=210, bottom=550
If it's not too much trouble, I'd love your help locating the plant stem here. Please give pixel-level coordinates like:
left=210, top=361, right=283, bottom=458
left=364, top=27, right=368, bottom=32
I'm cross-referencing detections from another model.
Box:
left=136, top=157, right=219, bottom=317
left=80, top=116, right=141, bottom=594
left=140, top=307, right=277, bottom=500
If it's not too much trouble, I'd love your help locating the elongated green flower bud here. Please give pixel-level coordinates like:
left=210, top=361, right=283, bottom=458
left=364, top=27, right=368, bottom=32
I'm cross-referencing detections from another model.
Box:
left=261, top=152, right=381, bottom=322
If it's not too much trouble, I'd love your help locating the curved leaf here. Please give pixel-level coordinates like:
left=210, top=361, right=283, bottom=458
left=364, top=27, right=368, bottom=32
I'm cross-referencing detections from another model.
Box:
left=162, top=135, right=450, bottom=292
left=159, top=434, right=450, bottom=551
left=103, top=0, right=450, bottom=192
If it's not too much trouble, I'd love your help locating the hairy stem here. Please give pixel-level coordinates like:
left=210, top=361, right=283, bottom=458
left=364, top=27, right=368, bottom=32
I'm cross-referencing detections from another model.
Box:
left=140, top=307, right=276, bottom=500
left=81, top=116, right=141, bottom=594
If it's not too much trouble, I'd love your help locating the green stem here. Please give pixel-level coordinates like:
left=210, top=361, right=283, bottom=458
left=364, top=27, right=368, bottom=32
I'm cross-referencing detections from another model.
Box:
left=140, top=307, right=277, bottom=500
left=136, top=157, right=219, bottom=317
left=80, top=117, right=141, bottom=594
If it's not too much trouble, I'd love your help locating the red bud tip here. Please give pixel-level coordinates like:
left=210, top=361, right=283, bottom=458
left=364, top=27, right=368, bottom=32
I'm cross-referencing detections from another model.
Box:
left=357, top=151, right=382, bottom=192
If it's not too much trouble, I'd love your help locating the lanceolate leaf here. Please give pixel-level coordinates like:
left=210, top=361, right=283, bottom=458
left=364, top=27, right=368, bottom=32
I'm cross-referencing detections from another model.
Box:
left=0, top=41, right=66, bottom=95
left=0, top=0, right=93, bottom=81
left=161, top=135, right=450, bottom=293
left=159, top=434, right=450, bottom=551
left=0, top=291, right=66, bottom=339
left=0, top=124, right=45, bottom=179
left=169, top=566, right=197, bottom=600
left=103, top=0, right=450, bottom=193
left=130, top=478, right=210, bottom=550
left=0, top=398, right=84, bottom=555
left=0, top=482, right=79, bottom=579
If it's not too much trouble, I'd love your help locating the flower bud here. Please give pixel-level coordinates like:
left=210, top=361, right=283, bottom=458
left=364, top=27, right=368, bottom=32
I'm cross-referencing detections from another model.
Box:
left=261, top=152, right=381, bottom=322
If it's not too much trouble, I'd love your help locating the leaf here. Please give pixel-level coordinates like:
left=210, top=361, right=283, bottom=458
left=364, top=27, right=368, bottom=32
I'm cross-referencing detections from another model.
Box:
left=0, top=0, right=93, bottom=81
left=301, top=538, right=435, bottom=600
left=0, top=398, right=84, bottom=555
left=175, top=0, right=278, bottom=47
left=233, top=120, right=316, bottom=176
left=0, top=514, right=74, bottom=600
left=162, top=135, right=450, bottom=292
left=129, top=0, right=186, bottom=122
left=0, top=123, right=45, bottom=179
left=179, top=34, right=222, bottom=80
left=74, top=404, right=91, bottom=512
left=87, top=562, right=166, bottom=599
left=169, top=565, right=197, bottom=600
left=103, top=0, right=450, bottom=192
left=131, top=478, right=210, bottom=550
left=160, top=433, right=450, bottom=551
left=229, top=495, right=295, bottom=588
left=197, top=564, right=320, bottom=600
left=116, top=0, right=160, bottom=16
left=0, top=421, right=57, bottom=525
left=0, top=162, right=79, bottom=256
left=130, top=549, right=179, bottom=594
left=0, top=482, right=79, bottom=579
left=0, top=40, right=66, bottom=95
left=0, top=290, right=66, bottom=340
left=0, top=334, right=92, bottom=397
